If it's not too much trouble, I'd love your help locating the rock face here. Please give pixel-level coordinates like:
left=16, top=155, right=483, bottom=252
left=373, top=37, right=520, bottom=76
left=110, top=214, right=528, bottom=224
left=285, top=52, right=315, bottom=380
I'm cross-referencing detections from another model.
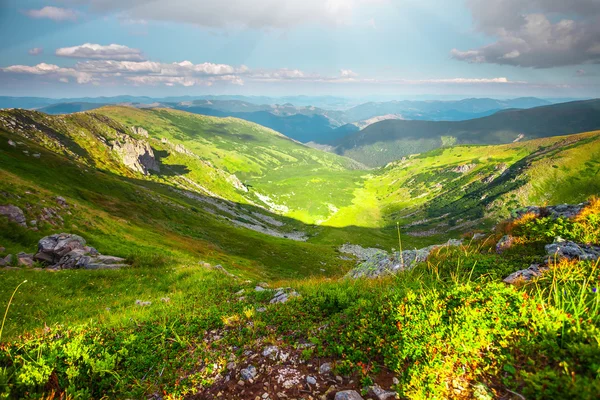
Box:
left=453, top=163, right=475, bottom=173
left=513, top=203, right=588, bottom=220
left=129, top=126, right=149, bottom=138
left=545, top=238, right=600, bottom=262
left=345, top=239, right=462, bottom=279
left=0, top=205, right=26, bottom=226
left=34, top=233, right=127, bottom=270
left=110, top=133, right=160, bottom=175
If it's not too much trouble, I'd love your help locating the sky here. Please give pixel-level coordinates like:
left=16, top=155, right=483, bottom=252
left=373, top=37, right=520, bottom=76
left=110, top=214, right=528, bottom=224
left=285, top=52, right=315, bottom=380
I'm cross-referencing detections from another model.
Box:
left=0, top=0, right=599, bottom=99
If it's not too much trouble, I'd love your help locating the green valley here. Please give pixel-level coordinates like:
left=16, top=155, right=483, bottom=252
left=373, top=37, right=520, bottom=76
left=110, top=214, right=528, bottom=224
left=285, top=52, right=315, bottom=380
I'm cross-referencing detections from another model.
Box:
left=0, top=106, right=599, bottom=400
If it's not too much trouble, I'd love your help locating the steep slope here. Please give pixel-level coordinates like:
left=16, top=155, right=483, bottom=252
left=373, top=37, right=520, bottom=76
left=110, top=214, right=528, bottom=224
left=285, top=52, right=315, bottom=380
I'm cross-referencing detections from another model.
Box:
left=336, top=99, right=600, bottom=166
left=369, top=130, right=600, bottom=237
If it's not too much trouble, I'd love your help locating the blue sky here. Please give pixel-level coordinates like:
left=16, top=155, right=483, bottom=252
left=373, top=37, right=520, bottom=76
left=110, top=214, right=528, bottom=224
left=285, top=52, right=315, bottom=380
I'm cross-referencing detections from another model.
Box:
left=1, top=0, right=599, bottom=98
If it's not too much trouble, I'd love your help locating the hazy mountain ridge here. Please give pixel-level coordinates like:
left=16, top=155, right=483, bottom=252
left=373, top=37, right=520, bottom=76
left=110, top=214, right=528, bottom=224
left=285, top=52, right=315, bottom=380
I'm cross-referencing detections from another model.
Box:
left=336, top=99, right=600, bottom=166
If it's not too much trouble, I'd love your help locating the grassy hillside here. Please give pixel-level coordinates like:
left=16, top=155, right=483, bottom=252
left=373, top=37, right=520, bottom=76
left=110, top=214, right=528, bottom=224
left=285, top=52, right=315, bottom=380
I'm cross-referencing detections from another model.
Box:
left=336, top=99, right=600, bottom=166
left=1, top=107, right=600, bottom=399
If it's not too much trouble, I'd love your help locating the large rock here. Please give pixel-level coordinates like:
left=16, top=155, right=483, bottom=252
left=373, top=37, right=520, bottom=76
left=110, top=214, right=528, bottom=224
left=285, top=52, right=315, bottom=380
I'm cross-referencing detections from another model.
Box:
left=545, top=238, right=600, bottom=262
left=513, top=203, right=588, bottom=221
left=503, top=264, right=549, bottom=285
left=0, top=205, right=26, bottom=226
left=35, top=233, right=86, bottom=263
left=34, top=233, right=127, bottom=270
left=346, top=239, right=462, bottom=279
left=110, top=133, right=160, bottom=175
left=495, top=235, right=514, bottom=254
left=335, top=391, right=364, bottom=400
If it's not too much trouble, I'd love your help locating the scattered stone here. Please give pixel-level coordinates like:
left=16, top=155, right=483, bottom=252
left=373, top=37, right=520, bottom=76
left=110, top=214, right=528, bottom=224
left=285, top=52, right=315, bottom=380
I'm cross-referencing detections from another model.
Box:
left=262, top=346, right=279, bottom=360
left=392, top=377, right=399, bottom=386
left=256, top=307, right=266, bottom=313
left=367, top=385, right=397, bottom=400
left=160, top=297, right=171, bottom=303
left=334, top=390, right=364, bottom=400
left=472, top=233, right=486, bottom=240
left=214, top=264, right=236, bottom=278
left=55, top=196, right=68, bottom=207
left=17, top=252, right=34, bottom=267
left=33, top=153, right=40, bottom=158
left=227, top=362, right=236, bottom=371
left=8, top=140, right=16, bottom=147
left=29, top=220, right=37, bottom=226
left=255, top=286, right=266, bottom=292
left=240, top=365, right=257, bottom=381
left=269, top=288, right=300, bottom=304
left=495, top=235, right=514, bottom=254
left=336, top=376, right=343, bottom=384
left=306, top=376, right=317, bottom=385
left=0, top=205, right=26, bottom=226
left=453, top=163, right=475, bottom=173
left=0, top=254, right=12, bottom=266
left=319, top=363, right=332, bottom=375
left=135, top=300, right=151, bottom=306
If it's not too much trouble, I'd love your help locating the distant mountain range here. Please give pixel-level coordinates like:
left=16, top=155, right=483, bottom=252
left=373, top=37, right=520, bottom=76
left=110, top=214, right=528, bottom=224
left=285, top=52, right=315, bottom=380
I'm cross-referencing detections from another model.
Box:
left=334, top=99, right=600, bottom=166
left=1, top=95, right=571, bottom=144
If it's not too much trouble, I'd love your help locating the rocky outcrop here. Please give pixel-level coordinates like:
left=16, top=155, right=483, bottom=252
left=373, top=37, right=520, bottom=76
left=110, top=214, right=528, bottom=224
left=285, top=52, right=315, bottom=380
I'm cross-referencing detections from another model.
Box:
left=545, top=237, right=600, bottom=262
left=129, top=126, right=149, bottom=138
left=0, top=205, right=26, bottom=226
left=110, top=133, right=160, bottom=175
left=346, top=239, right=462, bottom=279
left=269, top=288, right=300, bottom=304
left=226, top=174, right=249, bottom=192
left=513, top=203, right=588, bottom=220
left=503, top=264, right=549, bottom=285
left=504, top=237, right=600, bottom=284
left=453, top=163, right=475, bottom=173
left=34, top=233, right=128, bottom=270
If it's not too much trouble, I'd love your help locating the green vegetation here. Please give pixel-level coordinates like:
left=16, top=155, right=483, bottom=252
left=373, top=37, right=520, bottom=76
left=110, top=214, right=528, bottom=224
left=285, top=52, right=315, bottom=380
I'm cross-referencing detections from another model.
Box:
left=0, top=106, right=600, bottom=399
left=1, top=202, right=599, bottom=399
left=335, top=99, right=600, bottom=167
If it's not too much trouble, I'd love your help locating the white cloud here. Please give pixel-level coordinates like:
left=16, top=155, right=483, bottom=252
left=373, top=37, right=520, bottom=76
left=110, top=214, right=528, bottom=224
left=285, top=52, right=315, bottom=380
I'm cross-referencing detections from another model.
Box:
left=452, top=0, right=600, bottom=68
left=28, top=48, right=43, bottom=56
left=24, top=6, right=79, bottom=22
left=56, top=43, right=145, bottom=61
left=1, top=63, right=93, bottom=84
left=340, top=69, right=358, bottom=78
left=70, top=0, right=387, bottom=29
left=0, top=56, right=517, bottom=88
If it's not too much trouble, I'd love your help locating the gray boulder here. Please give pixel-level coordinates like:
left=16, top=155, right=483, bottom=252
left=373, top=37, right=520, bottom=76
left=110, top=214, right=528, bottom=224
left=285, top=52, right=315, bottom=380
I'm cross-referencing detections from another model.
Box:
left=367, top=385, right=397, bottom=400
left=545, top=238, right=600, bottom=262
left=17, top=252, right=34, bottom=267
left=35, top=233, right=86, bottom=263
left=495, top=235, right=514, bottom=254
left=346, top=239, right=462, bottom=279
left=334, top=391, right=364, bottom=400
left=513, top=203, right=588, bottom=221
left=0, top=205, right=26, bottom=226
left=0, top=254, right=13, bottom=266
left=34, top=233, right=127, bottom=270
left=240, top=365, right=257, bottom=381
left=504, top=264, right=549, bottom=285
